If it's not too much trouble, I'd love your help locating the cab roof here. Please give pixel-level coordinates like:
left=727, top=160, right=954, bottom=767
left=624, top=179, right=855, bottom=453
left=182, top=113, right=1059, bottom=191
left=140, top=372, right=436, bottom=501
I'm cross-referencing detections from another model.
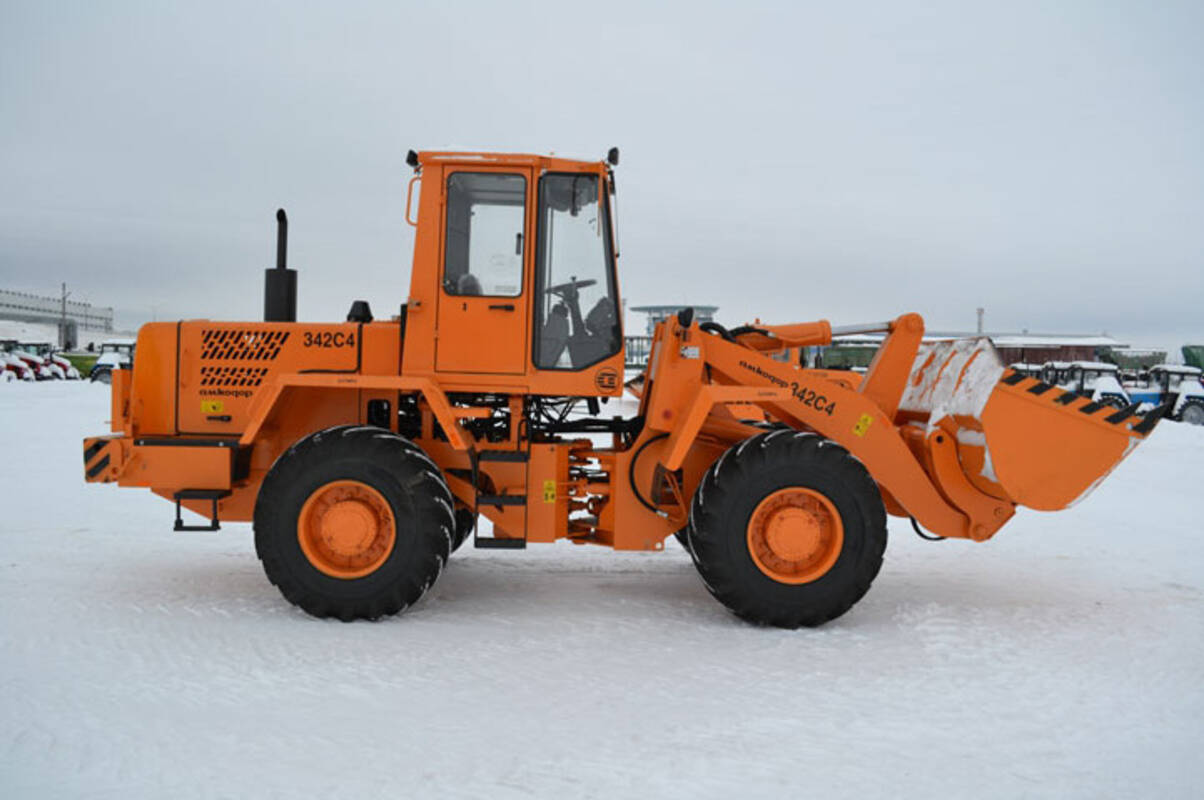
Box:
left=415, top=150, right=609, bottom=172
left=1150, top=364, right=1202, bottom=375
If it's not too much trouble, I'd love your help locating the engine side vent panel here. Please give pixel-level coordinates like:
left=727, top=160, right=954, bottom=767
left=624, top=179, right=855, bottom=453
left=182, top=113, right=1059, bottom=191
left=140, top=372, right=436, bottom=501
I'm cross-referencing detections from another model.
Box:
left=179, top=322, right=356, bottom=434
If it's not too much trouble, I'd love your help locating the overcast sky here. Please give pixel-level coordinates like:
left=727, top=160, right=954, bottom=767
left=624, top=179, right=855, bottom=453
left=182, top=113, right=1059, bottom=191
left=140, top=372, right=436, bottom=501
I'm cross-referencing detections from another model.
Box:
left=2, top=0, right=1201, bottom=348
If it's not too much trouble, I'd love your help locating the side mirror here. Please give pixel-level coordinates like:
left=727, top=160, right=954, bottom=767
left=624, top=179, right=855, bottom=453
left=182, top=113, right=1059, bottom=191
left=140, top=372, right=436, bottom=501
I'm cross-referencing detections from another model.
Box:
left=607, top=147, right=620, bottom=166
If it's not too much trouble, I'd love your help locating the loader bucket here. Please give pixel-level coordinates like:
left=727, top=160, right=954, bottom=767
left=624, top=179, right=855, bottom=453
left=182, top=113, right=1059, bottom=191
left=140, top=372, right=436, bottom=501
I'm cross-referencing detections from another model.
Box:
left=899, top=339, right=1164, bottom=512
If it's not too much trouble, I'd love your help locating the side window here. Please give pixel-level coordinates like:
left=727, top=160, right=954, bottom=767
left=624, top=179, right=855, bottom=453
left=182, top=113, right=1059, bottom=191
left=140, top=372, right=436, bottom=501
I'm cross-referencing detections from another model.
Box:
left=533, top=173, right=621, bottom=369
left=443, top=173, right=526, bottom=297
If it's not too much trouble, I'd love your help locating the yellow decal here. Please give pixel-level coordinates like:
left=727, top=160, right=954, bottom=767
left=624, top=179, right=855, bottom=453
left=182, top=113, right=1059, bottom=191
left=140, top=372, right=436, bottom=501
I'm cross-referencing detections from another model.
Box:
left=853, top=413, right=873, bottom=437
left=542, top=479, right=556, bottom=503
left=201, top=399, right=225, bottom=414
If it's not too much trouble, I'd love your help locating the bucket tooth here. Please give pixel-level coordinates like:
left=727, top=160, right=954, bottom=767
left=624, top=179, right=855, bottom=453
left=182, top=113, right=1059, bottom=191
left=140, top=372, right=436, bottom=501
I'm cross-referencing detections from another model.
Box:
left=1132, top=402, right=1172, bottom=435
left=1054, top=390, right=1079, bottom=405
left=1104, top=403, right=1142, bottom=425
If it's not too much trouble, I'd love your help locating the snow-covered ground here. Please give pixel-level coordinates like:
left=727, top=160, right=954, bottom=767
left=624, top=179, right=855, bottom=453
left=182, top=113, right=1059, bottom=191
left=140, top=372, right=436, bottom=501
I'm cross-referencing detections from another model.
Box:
left=2, top=382, right=1202, bottom=798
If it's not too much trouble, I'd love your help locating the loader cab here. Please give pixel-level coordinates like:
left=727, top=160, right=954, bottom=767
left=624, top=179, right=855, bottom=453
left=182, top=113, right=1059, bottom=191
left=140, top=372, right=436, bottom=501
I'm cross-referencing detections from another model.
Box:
left=407, top=151, right=625, bottom=396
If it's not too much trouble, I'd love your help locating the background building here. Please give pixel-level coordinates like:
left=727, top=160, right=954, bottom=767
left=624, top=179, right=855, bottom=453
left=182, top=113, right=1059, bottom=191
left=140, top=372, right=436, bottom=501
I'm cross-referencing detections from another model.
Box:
left=0, top=288, right=113, bottom=348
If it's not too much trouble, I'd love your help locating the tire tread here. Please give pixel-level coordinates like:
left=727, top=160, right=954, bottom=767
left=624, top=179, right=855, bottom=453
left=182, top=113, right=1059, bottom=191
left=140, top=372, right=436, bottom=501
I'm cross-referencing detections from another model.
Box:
left=253, top=425, right=452, bottom=621
left=688, top=431, right=887, bottom=628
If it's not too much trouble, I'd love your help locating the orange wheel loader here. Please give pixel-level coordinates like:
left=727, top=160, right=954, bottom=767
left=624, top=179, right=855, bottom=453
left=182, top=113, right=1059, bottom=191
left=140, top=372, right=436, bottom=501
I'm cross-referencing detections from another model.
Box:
left=82, top=148, right=1169, bottom=627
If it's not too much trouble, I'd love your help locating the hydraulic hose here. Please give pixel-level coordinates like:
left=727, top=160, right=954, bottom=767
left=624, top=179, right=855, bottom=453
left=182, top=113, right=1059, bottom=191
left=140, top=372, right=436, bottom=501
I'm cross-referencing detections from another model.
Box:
left=698, top=321, right=734, bottom=342
left=629, top=432, right=671, bottom=515
left=910, top=516, right=946, bottom=541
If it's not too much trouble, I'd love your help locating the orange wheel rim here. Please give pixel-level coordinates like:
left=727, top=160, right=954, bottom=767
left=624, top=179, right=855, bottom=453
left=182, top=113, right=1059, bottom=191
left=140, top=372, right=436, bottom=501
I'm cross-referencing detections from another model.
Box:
left=746, top=487, right=843, bottom=584
left=297, top=480, right=396, bottom=579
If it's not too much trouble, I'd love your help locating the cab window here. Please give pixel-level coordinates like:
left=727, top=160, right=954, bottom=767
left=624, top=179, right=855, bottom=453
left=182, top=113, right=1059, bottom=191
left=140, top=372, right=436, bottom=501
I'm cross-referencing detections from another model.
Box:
left=533, top=173, right=621, bottom=369
left=443, top=173, right=526, bottom=297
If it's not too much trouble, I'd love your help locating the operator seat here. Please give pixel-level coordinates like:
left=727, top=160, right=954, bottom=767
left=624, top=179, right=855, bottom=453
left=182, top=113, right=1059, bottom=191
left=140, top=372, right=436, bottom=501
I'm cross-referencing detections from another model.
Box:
left=585, top=297, right=617, bottom=344
left=540, top=303, right=570, bottom=366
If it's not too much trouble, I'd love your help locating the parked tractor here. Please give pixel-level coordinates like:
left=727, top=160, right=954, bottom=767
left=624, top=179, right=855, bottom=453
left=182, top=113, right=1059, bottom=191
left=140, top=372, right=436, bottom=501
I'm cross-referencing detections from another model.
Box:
left=1126, top=365, right=1204, bottom=426
left=82, top=149, right=1169, bottom=627
left=1039, top=361, right=1130, bottom=409
left=88, top=339, right=135, bottom=383
left=2, top=350, right=33, bottom=382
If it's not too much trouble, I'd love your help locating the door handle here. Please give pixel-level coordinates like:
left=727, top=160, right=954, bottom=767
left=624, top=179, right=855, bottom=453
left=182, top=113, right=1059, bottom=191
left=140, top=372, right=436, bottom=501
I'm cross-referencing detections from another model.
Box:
left=489, top=303, right=516, bottom=311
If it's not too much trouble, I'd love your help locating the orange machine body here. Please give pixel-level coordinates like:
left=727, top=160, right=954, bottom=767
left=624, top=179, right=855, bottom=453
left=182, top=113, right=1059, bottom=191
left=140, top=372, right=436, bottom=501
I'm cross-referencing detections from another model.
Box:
left=84, top=150, right=1164, bottom=553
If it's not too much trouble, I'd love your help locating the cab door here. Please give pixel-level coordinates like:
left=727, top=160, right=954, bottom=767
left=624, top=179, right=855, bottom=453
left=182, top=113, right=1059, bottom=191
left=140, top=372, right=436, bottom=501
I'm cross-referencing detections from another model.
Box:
left=436, top=169, right=531, bottom=374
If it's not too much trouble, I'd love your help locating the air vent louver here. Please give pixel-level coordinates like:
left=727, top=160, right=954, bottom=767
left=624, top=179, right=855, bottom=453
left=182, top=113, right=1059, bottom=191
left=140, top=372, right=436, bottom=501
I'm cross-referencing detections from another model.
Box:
left=200, top=329, right=290, bottom=361
left=199, top=365, right=271, bottom=388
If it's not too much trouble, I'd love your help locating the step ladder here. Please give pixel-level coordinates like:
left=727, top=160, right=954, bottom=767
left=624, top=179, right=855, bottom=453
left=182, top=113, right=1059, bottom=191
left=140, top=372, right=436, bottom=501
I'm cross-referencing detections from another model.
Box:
left=472, top=448, right=529, bottom=549
left=172, top=489, right=231, bottom=532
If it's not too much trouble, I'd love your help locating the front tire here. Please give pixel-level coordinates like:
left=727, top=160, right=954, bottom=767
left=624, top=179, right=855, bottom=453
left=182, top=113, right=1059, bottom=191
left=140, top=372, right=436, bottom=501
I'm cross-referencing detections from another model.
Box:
left=688, top=430, right=887, bottom=628
left=254, top=425, right=454, bottom=620
left=673, top=529, right=692, bottom=554
left=1180, top=401, right=1204, bottom=426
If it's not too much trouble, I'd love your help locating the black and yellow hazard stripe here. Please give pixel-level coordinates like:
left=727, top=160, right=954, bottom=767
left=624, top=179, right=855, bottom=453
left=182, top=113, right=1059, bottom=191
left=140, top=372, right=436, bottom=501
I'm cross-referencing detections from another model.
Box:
left=997, top=369, right=1170, bottom=437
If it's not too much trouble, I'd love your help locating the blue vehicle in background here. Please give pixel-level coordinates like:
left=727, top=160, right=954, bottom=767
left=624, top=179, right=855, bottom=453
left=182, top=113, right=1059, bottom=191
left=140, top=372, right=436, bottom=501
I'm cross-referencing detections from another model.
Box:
left=1125, top=365, right=1204, bottom=426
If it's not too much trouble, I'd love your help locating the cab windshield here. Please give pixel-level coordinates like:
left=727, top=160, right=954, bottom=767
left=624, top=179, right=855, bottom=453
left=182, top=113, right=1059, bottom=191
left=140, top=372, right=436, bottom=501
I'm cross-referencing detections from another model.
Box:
left=532, top=173, right=621, bottom=370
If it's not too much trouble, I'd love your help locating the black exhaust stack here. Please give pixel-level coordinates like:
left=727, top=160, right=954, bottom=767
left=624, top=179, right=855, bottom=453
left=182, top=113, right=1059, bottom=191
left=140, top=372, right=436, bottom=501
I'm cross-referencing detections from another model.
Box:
left=264, top=208, right=297, bottom=322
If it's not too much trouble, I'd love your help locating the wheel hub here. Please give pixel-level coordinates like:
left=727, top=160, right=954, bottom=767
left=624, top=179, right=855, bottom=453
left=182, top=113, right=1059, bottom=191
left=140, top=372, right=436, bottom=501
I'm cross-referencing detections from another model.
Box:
left=764, top=506, right=826, bottom=561
left=320, top=500, right=379, bottom=556
left=297, top=480, right=396, bottom=579
left=746, top=488, right=843, bottom=584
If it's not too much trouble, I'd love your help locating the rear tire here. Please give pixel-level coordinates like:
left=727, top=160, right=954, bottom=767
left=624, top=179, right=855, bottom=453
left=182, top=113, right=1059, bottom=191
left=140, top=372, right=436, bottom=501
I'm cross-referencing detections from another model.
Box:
left=452, top=505, right=475, bottom=552
left=254, top=425, right=454, bottom=620
left=688, top=430, right=887, bottom=628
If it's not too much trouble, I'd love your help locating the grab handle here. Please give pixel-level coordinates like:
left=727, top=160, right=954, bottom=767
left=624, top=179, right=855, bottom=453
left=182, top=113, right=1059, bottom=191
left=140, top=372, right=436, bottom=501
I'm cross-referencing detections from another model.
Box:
left=405, top=175, right=421, bottom=227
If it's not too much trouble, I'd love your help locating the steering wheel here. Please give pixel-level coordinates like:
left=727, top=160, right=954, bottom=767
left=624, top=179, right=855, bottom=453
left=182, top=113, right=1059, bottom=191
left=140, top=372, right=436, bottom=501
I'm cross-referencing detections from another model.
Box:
left=545, top=278, right=597, bottom=296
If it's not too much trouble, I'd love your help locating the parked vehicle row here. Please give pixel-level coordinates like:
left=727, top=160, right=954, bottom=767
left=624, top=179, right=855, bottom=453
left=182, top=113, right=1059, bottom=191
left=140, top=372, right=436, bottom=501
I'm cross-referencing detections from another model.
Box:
left=1, top=338, right=140, bottom=383
left=1009, top=360, right=1204, bottom=425
left=1, top=339, right=77, bottom=381
left=17, top=341, right=84, bottom=379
